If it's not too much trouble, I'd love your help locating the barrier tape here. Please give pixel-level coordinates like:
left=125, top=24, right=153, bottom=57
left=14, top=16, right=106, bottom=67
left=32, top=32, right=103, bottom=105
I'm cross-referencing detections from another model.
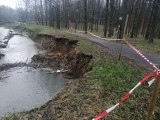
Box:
left=92, top=71, right=156, bottom=120
left=87, top=31, right=123, bottom=41
left=67, top=28, right=160, bottom=119
left=68, top=28, right=123, bottom=41
left=68, top=30, right=160, bottom=84
left=69, top=28, right=158, bottom=71
left=148, top=70, right=160, bottom=87
left=124, top=40, right=158, bottom=71
left=124, top=40, right=160, bottom=86
left=69, top=29, right=158, bottom=70
left=69, top=28, right=85, bottom=33
left=68, top=28, right=159, bottom=72
left=148, top=75, right=159, bottom=87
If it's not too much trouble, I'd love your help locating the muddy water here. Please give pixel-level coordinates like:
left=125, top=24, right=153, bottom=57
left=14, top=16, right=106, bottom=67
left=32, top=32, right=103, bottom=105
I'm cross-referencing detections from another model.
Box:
left=0, top=27, right=8, bottom=40
left=0, top=30, right=39, bottom=64
left=0, top=27, right=66, bottom=116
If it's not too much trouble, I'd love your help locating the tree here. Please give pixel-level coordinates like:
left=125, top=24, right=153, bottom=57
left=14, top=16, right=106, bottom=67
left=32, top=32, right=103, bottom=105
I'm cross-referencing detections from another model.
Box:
left=17, top=0, right=160, bottom=43
left=104, top=0, right=109, bottom=37
left=84, top=0, right=88, bottom=34
left=40, top=0, right=44, bottom=25
left=148, top=0, right=160, bottom=43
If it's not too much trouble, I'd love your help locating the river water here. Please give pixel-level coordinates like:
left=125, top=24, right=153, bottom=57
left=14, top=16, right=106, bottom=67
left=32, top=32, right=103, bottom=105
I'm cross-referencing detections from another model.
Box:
left=0, top=27, right=66, bottom=116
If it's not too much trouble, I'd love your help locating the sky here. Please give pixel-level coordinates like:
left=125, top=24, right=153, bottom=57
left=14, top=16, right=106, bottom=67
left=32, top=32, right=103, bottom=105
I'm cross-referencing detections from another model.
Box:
left=0, top=0, right=17, bottom=9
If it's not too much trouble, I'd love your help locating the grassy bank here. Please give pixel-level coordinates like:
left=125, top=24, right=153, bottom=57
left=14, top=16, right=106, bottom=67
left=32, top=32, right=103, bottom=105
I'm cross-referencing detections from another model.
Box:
left=8, top=23, right=160, bottom=55
left=1, top=23, right=160, bottom=120
left=67, top=24, right=160, bottom=55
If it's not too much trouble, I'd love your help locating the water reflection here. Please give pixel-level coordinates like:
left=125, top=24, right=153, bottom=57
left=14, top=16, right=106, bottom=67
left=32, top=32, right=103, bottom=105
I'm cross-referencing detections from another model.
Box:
left=0, top=27, right=66, bottom=116
left=0, top=35, right=39, bottom=64
left=0, top=67, right=66, bottom=116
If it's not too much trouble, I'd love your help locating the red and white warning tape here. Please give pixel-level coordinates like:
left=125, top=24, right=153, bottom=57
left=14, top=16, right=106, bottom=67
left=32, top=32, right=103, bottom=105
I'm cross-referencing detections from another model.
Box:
left=67, top=30, right=160, bottom=119
left=124, top=40, right=160, bottom=86
left=68, top=28, right=123, bottom=41
left=87, top=31, right=123, bottom=41
left=92, top=71, right=156, bottom=120
left=124, top=40, right=159, bottom=71
left=148, top=70, right=160, bottom=86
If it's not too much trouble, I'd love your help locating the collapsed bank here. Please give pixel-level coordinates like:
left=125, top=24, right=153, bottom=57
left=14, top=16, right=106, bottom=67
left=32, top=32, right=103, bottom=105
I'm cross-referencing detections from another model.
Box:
left=0, top=26, right=93, bottom=117
left=1, top=24, right=160, bottom=120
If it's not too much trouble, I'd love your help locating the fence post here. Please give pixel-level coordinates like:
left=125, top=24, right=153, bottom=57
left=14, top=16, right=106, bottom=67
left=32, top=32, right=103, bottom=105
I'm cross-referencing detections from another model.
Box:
left=147, top=74, right=160, bottom=120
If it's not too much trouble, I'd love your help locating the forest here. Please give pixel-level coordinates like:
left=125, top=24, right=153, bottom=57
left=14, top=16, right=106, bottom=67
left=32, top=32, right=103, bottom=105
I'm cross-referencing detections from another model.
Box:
left=0, top=0, right=160, bottom=43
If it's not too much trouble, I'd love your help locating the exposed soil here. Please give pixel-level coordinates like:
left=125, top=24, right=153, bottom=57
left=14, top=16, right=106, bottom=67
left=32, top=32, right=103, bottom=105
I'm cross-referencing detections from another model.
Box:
left=1, top=31, right=160, bottom=120
left=67, top=32, right=160, bottom=70
left=31, top=34, right=93, bottom=78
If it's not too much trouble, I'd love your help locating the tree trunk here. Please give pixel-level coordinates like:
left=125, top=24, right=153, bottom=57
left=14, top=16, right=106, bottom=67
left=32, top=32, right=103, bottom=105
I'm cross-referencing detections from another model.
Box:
left=108, top=0, right=115, bottom=37
left=40, top=0, right=44, bottom=25
left=45, top=0, right=48, bottom=26
left=104, top=0, right=109, bottom=37
left=95, top=0, right=100, bottom=32
left=148, top=0, right=160, bottom=43
left=56, top=2, right=61, bottom=29
left=84, top=0, right=88, bottom=34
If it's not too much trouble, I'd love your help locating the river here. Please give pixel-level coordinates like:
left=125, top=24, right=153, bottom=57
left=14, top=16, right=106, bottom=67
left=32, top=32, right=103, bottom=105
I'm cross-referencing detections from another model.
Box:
left=0, top=27, right=66, bottom=116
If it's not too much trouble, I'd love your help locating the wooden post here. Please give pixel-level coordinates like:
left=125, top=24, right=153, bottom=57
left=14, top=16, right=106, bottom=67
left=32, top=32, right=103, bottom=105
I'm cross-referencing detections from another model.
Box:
left=118, top=15, right=129, bottom=60
left=147, top=75, right=160, bottom=120
left=118, top=41, right=123, bottom=60
left=123, top=15, right=129, bottom=38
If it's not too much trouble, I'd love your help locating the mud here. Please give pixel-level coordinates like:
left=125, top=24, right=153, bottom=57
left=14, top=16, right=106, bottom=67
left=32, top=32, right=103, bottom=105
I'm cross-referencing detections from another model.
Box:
left=32, top=34, right=93, bottom=78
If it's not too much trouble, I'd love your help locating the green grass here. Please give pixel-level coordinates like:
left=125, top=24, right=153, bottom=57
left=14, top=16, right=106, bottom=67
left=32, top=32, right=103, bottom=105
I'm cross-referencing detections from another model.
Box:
left=77, top=37, right=160, bottom=120
left=59, top=34, right=160, bottom=120
left=89, top=25, right=104, bottom=37
left=127, top=37, right=160, bottom=55
left=8, top=22, right=160, bottom=55
left=1, top=26, right=160, bottom=119
left=72, top=24, right=160, bottom=55
left=8, top=22, right=66, bottom=35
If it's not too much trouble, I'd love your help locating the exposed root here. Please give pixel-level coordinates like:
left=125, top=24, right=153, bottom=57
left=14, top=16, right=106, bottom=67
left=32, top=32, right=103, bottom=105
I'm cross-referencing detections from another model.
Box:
left=31, top=34, right=93, bottom=78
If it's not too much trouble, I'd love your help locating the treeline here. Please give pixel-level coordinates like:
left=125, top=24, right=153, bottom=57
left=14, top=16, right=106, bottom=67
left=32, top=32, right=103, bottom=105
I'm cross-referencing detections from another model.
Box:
left=0, top=6, right=17, bottom=22
left=16, top=0, right=160, bottom=42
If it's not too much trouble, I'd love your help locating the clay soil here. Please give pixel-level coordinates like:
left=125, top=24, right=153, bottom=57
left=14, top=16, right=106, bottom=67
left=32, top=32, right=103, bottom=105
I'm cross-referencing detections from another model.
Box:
left=31, top=34, right=92, bottom=78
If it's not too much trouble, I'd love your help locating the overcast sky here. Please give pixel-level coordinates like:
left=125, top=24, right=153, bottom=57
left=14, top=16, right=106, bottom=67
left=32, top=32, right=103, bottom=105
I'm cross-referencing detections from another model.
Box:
left=0, top=0, right=17, bottom=9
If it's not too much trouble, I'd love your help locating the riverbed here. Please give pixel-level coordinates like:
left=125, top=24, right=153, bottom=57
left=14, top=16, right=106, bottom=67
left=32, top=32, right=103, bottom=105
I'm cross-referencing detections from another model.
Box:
left=0, top=27, right=66, bottom=116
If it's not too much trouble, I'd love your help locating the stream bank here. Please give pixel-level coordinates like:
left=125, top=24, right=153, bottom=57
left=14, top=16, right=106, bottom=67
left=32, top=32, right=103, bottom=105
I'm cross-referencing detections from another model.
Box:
left=31, top=34, right=93, bottom=78
left=2, top=24, right=160, bottom=120
left=0, top=26, right=93, bottom=117
left=2, top=34, right=159, bottom=120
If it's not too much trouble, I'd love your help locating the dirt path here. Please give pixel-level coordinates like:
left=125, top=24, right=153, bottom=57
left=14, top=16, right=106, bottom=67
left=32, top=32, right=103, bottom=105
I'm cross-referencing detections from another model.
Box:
left=67, top=32, right=160, bottom=70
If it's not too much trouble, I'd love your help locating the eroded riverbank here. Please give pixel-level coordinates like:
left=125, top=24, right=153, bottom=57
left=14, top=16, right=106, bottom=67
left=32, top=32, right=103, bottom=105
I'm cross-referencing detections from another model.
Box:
left=0, top=27, right=67, bottom=116
left=0, top=27, right=92, bottom=117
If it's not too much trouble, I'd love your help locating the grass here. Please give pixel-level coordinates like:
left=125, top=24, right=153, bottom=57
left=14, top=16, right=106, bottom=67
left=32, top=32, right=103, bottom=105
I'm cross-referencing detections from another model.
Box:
left=8, top=22, right=65, bottom=35
left=90, top=27, right=160, bottom=55
left=71, top=24, right=160, bottom=55
left=1, top=23, right=160, bottom=120
left=67, top=35, right=159, bottom=120
left=127, top=37, right=160, bottom=55
left=8, top=22, right=160, bottom=55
